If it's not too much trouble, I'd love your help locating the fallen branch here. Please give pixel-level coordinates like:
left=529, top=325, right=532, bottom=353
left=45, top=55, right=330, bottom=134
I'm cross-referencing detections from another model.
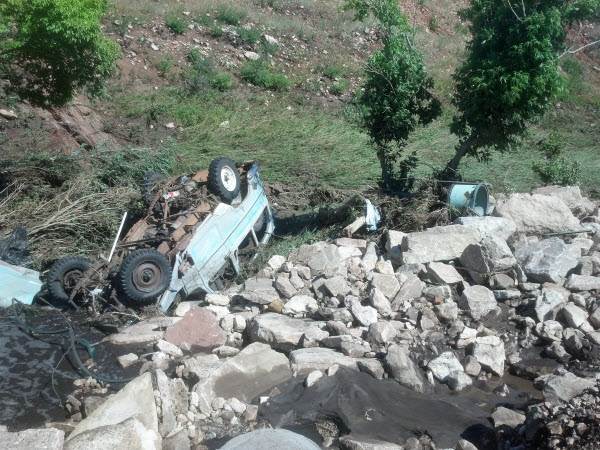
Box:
left=560, top=39, right=600, bottom=58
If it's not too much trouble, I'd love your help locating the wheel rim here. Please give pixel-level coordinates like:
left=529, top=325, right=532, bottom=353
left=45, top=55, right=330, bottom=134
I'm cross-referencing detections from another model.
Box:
left=63, top=270, right=84, bottom=293
left=220, top=166, right=238, bottom=192
left=132, top=262, right=163, bottom=293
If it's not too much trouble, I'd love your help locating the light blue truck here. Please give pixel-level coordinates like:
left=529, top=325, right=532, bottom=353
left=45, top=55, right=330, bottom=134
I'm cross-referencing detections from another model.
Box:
left=0, top=158, right=274, bottom=313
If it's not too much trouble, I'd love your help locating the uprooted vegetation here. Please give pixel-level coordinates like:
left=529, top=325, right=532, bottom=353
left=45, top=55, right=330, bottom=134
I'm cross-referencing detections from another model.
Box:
left=0, top=150, right=177, bottom=267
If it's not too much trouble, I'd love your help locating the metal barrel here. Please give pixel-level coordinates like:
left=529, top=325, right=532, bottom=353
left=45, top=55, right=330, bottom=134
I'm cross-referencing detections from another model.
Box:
left=448, top=183, right=489, bottom=216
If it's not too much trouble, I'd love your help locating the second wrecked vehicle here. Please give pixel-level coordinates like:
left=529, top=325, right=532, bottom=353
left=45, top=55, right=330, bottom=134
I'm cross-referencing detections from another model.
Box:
left=47, top=157, right=274, bottom=312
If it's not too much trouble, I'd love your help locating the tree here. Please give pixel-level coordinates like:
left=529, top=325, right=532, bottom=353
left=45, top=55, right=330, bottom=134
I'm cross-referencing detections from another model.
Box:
left=444, top=0, right=600, bottom=177
left=0, top=0, right=120, bottom=106
left=345, top=0, right=441, bottom=189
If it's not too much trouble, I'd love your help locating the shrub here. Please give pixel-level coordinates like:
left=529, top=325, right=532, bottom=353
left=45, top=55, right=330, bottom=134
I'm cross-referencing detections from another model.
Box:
left=156, top=57, right=174, bottom=77
left=183, top=52, right=233, bottom=92
left=330, top=79, right=349, bottom=95
left=322, top=65, right=345, bottom=80
left=216, top=5, right=247, bottom=25
left=533, top=133, right=581, bottom=186
left=237, top=27, right=261, bottom=45
left=240, top=59, right=290, bottom=91
left=166, top=14, right=186, bottom=34
left=1, top=0, right=120, bottom=106
left=209, top=24, right=224, bottom=37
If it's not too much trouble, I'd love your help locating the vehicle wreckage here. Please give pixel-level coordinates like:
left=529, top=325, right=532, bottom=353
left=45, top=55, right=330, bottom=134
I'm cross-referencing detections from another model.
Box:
left=41, top=157, right=274, bottom=312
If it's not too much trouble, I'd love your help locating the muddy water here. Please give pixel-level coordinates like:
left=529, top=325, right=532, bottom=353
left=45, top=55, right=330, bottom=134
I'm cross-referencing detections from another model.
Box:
left=0, top=306, right=139, bottom=431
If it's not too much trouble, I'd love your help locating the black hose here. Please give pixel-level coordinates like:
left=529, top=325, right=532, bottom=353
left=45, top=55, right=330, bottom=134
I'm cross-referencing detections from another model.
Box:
left=10, top=304, right=135, bottom=384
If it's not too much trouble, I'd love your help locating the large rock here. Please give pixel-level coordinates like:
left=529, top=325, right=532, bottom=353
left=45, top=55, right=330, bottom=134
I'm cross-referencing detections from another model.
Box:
left=470, top=336, right=505, bottom=376
left=534, top=285, right=569, bottom=322
left=323, top=276, right=351, bottom=298
left=369, top=288, right=392, bottom=317
left=398, top=225, right=482, bottom=264
left=64, top=417, right=161, bottom=450
left=565, top=274, right=600, bottom=291
left=289, top=347, right=358, bottom=373
left=289, top=242, right=344, bottom=277
left=540, top=371, right=596, bottom=404
left=559, top=303, right=589, bottom=328
left=237, top=277, right=281, bottom=305
left=155, top=370, right=188, bottom=437
left=104, top=317, right=180, bottom=345
left=532, top=185, right=595, bottom=217
left=458, top=285, right=497, bottom=320
left=491, top=407, right=526, bottom=429
left=193, top=343, right=291, bottom=412
left=367, top=321, right=397, bottom=347
left=0, top=428, right=64, bottom=450
left=391, top=275, right=424, bottom=311
left=386, top=230, right=406, bottom=264
left=248, top=313, right=325, bottom=351
left=164, top=308, right=225, bottom=351
left=493, top=193, right=580, bottom=234
left=427, top=351, right=464, bottom=382
left=346, top=297, right=378, bottom=326
left=370, top=273, right=400, bottom=299
left=67, top=373, right=158, bottom=441
left=282, top=295, right=319, bottom=316
left=455, top=216, right=517, bottom=241
left=385, top=344, right=426, bottom=393
left=514, top=238, right=580, bottom=284
left=460, top=236, right=516, bottom=282
left=339, top=435, right=404, bottom=450
left=220, top=429, right=320, bottom=450
left=426, top=262, right=463, bottom=285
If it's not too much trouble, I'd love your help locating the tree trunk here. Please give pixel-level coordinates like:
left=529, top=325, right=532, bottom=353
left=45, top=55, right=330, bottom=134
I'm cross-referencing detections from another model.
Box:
left=442, top=135, right=476, bottom=179
left=377, top=144, right=392, bottom=190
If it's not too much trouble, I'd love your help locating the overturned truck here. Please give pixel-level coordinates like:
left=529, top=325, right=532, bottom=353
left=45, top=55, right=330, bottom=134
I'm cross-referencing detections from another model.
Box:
left=47, top=157, right=274, bottom=312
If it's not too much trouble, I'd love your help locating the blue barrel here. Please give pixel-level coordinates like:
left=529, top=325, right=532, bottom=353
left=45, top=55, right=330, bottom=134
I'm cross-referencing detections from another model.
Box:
left=448, top=183, right=489, bottom=216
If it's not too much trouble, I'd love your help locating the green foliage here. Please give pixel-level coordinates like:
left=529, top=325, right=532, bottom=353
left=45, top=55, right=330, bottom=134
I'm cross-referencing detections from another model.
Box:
left=240, top=59, right=290, bottom=91
left=447, top=0, right=600, bottom=174
left=237, top=26, right=261, bottom=45
left=166, top=14, right=186, bottom=34
left=216, top=5, right=247, bottom=25
left=95, top=147, right=177, bottom=187
left=345, top=0, right=441, bottom=188
left=330, top=79, right=349, bottom=95
left=322, top=64, right=346, bottom=80
left=1, top=0, right=120, bottom=106
left=156, top=57, right=174, bottom=77
left=428, top=16, right=439, bottom=32
left=532, top=133, right=581, bottom=186
left=209, top=24, right=224, bottom=37
left=183, top=50, right=233, bottom=92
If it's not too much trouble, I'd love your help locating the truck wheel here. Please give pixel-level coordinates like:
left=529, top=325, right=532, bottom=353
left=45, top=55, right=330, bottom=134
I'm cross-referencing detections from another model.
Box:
left=116, top=249, right=172, bottom=305
left=208, top=157, right=240, bottom=203
left=47, top=256, right=91, bottom=303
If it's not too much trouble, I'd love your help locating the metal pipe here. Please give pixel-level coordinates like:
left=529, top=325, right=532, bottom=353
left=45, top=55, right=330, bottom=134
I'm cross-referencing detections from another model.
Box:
left=108, top=212, right=128, bottom=263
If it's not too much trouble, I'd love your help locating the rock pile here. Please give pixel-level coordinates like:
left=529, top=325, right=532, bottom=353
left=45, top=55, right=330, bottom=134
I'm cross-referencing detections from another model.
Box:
left=3, top=186, right=600, bottom=449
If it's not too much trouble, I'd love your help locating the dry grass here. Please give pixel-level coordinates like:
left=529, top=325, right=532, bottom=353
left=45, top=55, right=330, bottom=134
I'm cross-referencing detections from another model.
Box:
left=0, top=177, right=138, bottom=267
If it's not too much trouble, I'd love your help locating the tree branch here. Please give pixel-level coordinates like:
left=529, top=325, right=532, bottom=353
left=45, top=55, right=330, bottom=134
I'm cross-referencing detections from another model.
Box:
left=560, top=39, right=600, bottom=58
left=505, top=0, right=523, bottom=22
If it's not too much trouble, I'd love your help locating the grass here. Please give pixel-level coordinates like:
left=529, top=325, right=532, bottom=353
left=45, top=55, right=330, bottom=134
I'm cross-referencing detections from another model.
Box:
left=240, top=59, right=291, bottom=91
left=111, top=88, right=380, bottom=189
left=166, top=14, right=187, bottom=34
left=216, top=4, right=247, bottom=25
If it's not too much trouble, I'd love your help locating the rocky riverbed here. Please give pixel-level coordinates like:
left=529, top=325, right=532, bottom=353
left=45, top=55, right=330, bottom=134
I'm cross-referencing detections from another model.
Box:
left=2, top=185, right=600, bottom=449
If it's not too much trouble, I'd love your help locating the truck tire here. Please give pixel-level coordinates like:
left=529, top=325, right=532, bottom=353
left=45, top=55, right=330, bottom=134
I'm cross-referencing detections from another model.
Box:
left=208, top=157, right=240, bottom=203
left=116, top=249, right=172, bottom=305
left=47, top=256, right=91, bottom=303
